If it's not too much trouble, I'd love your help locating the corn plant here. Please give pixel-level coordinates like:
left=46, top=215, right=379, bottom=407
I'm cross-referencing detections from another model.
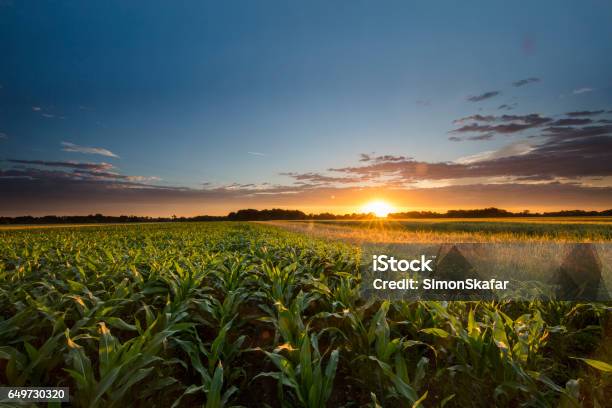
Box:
left=256, top=333, right=339, bottom=408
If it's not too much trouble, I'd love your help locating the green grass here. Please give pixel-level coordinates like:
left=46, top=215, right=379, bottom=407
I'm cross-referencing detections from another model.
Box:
left=0, top=222, right=610, bottom=407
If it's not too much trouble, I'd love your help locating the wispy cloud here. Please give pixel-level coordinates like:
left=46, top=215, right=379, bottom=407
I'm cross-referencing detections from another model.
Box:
left=358, top=154, right=410, bottom=163
left=467, top=91, right=500, bottom=102
left=32, top=106, right=41, bottom=111
left=450, top=114, right=552, bottom=137
left=498, top=103, right=517, bottom=111
left=61, top=141, right=119, bottom=158
left=330, top=122, right=612, bottom=183
left=247, top=151, right=266, bottom=156
left=549, top=118, right=593, bottom=126
left=7, top=159, right=115, bottom=172
left=455, top=141, right=534, bottom=164
left=565, top=110, right=604, bottom=117
left=280, top=172, right=364, bottom=185
left=573, top=87, right=593, bottom=95
left=2, top=159, right=159, bottom=185
left=512, top=77, right=540, bottom=87
left=0, top=132, right=7, bottom=139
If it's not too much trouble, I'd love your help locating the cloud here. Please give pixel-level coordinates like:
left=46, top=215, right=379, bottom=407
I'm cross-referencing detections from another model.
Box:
left=541, top=124, right=612, bottom=141
left=449, top=110, right=610, bottom=141
left=467, top=91, right=501, bottom=102
left=2, top=123, right=612, bottom=215
left=453, top=114, right=497, bottom=124
left=548, top=118, right=593, bottom=126
left=247, top=151, right=266, bottom=156
left=512, top=77, right=540, bottom=87
left=450, top=114, right=552, bottom=135
left=0, top=132, right=7, bottom=139
left=3, top=102, right=611, bottom=215
left=1, top=175, right=610, bottom=216
left=7, top=159, right=115, bottom=172
left=466, top=133, right=494, bottom=141
left=32, top=106, right=41, bottom=111
left=455, top=141, right=534, bottom=164
left=573, top=88, right=593, bottom=95
left=1, top=159, right=159, bottom=190
left=497, top=103, right=517, bottom=111
left=358, top=154, right=410, bottom=163
left=280, top=172, right=364, bottom=185
left=330, top=125, right=612, bottom=182
left=0, top=167, right=163, bottom=188
left=41, top=113, right=55, bottom=118
left=61, top=142, right=119, bottom=158
left=565, top=110, right=604, bottom=117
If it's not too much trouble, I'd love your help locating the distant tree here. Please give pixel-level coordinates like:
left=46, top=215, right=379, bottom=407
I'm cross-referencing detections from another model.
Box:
left=1, top=207, right=610, bottom=224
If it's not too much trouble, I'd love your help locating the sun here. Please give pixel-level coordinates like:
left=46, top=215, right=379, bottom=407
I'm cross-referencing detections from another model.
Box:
left=362, top=200, right=395, bottom=218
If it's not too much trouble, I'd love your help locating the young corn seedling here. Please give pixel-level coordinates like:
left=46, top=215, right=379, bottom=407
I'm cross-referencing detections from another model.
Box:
left=258, top=291, right=314, bottom=348
left=256, top=333, right=339, bottom=408
left=173, top=320, right=245, bottom=407
left=0, top=317, right=66, bottom=386
left=64, top=307, right=189, bottom=408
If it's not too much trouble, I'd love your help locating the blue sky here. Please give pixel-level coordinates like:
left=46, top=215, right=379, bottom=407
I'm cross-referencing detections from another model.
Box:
left=1, top=1, right=611, bottom=215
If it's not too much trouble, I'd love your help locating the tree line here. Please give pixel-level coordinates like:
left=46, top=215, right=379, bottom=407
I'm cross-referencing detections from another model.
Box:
left=1, top=207, right=611, bottom=224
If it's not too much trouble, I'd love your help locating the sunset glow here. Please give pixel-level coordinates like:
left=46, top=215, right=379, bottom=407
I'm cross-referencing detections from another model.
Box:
left=362, top=200, right=395, bottom=218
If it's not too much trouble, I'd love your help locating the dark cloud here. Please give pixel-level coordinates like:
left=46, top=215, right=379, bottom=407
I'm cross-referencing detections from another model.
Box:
left=452, top=122, right=536, bottom=134
left=467, top=133, right=495, bottom=141
left=453, top=115, right=497, bottom=124
left=6, top=159, right=114, bottom=172
left=512, top=77, right=540, bottom=87
left=280, top=172, right=364, bottom=184
left=450, top=114, right=552, bottom=136
left=467, top=91, right=501, bottom=102
left=565, top=110, right=605, bottom=117
left=549, top=118, right=593, bottom=126
left=500, top=114, right=551, bottom=125
left=0, top=165, right=160, bottom=185
left=359, top=154, right=410, bottom=163
left=2, top=128, right=612, bottom=215
left=448, top=133, right=495, bottom=142
left=497, top=103, right=517, bottom=111
left=331, top=127, right=612, bottom=181
left=3, top=105, right=611, bottom=215
left=541, top=124, right=612, bottom=140
left=453, top=113, right=551, bottom=126
left=514, top=175, right=556, bottom=181
left=2, top=175, right=610, bottom=216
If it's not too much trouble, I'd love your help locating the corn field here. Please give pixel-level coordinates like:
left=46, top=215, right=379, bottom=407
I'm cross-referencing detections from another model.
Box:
left=0, top=222, right=610, bottom=407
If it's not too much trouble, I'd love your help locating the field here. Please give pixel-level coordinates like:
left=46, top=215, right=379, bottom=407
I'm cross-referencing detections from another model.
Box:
left=1, top=221, right=611, bottom=407
left=266, top=218, right=612, bottom=243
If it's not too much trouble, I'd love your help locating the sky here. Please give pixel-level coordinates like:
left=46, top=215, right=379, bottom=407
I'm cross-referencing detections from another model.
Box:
left=1, top=0, right=612, bottom=216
